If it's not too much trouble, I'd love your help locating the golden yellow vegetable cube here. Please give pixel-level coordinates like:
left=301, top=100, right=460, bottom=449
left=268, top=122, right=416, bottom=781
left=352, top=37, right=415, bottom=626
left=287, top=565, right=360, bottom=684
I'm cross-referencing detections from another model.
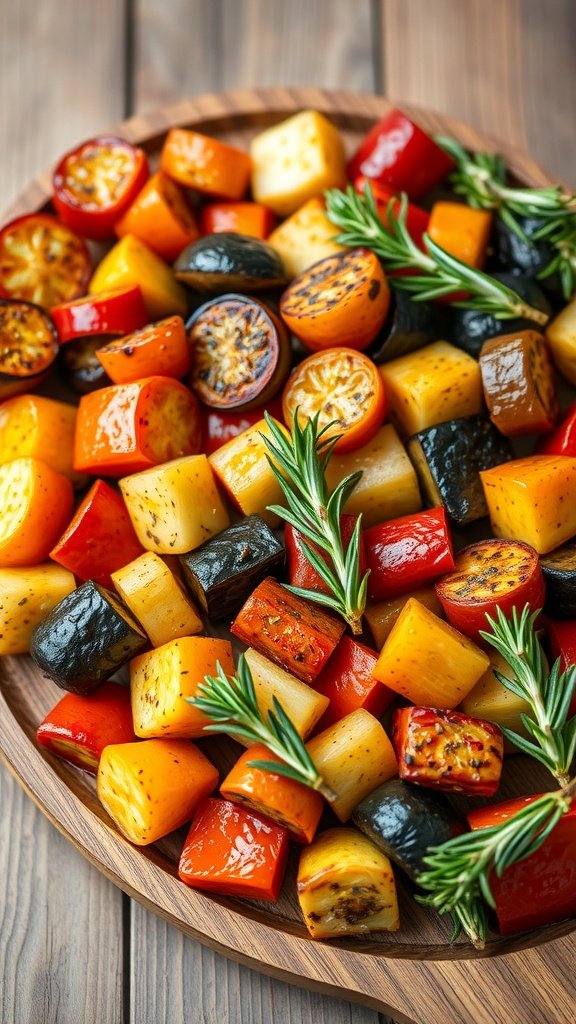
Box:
left=325, top=424, right=421, bottom=529
left=480, top=455, right=576, bottom=554
left=208, top=418, right=286, bottom=527
left=546, top=296, right=576, bottom=385
left=373, top=598, right=490, bottom=708
left=306, top=709, right=397, bottom=822
left=460, top=650, right=531, bottom=737
left=89, top=234, right=187, bottom=319
left=0, top=563, right=76, bottom=655
left=250, top=110, right=347, bottom=216
left=297, top=828, right=399, bottom=938
left=120, top=455, right=230, bottom=554
left=379, top=341, right=483, bottom=435
left=112, top=552, right=202, bottom=647
left=244, top=648, right=329, bottom=741
left=267, top=197, right=344, bottom=278
left=0, top=394, right=82, bottom=484
left=364, top=585, right=444, bottom=650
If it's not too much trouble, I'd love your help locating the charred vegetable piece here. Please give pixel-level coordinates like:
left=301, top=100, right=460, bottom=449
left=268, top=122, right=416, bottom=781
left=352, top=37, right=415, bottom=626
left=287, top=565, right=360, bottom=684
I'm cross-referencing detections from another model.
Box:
left=37, top=682, right=136, bottom=773
left=407, top=415, right=513, bottom=526
left=97, top=738, right=218, bottom=846
left=481, top=455, right=576, bottom=554
left=52, top=286, right=148, bottom=343
left=60, top=334, right=112, bottom=393
left=460, top=650, right=532, bottom=736
left=367, top=288, right=450, bottom=365
left=352, top=778, right=464, bottom=881
left=174, top=233, right=286, bottom=292
left=479, top=329, right=558, bottom=436
left=231, top=577, right=345, bottom=684
left=187, top=294, right=290, bottom=410
left=285, top=515, right=366, bottom=595
left=30, top=580, right=147, bottom=693
left=179, top=797, right=289, bottom=900
left=311, top=635, right=395, bottom=731
left=115, top=171, right=200, bottom=262
left=297, top=828, right=399, bottom=938
left=364, top=507, right=455, bottom=602
left=220, top=744, right=324, bottom=844
left=179, top=515, right=284, bottom=621
left=111, top=552, right=203, bottom=647
left=243, top=648, right=329, bottom=741
left=96, top=315, right=191, bottom=384
left=495, top=215, right=562, bottom=293
left=392, top=706, right=503, bottom=797
left=0, top=563, right=75, bottom=655
left=435, top=539, right=545, bottom=643
left=0, top=299, right=59, bottom=399
left=449, top=272, right=551, bottom=359
left=364, top=585, right=444, bottom=649
left=0, top=457, right=74, bottom=568
left=0, top=213, right=91, bottom=307
left=540, top=539, right=576, bottom=618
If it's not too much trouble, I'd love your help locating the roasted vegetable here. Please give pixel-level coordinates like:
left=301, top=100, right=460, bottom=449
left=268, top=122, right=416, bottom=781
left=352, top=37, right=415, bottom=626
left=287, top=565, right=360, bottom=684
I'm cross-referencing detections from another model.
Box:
left=231, top=577, right=345, bottom=685
left=392, top=706, right=503, bottom=797
left=267, top=197, right=344, bottom=277
left=243, top=648, right=329, bottom=741
left=52, top=286, right=148, bottom=343
left=306, top=709, right=397, bottom=822
left=449, top=272, right=551, bottom=359
left=0, top=394, right=80, bottom=484
left=479, top=329, right=558, bottom=436
left=364, top=585, right=444, bottom=649
left=179, top=797, right=289, bottom=900
left=372, top=598, right=490, bottom=709
left=200, top=201, right=274, bottom=240
left=285, top=514, right=366, bottom=595
left=354, top=176, right=430, bottom=246
left=175, top=233, right=286, bottom=293
left=95, top=315, right=191, bottom=384
left=208, top=416, right=288, bottom=527
left=111, top=552, right=203, bottom=647
left=30, top=580, right=147, bottom=693
left=427, top=201, right=492, bottom=268
left=495, top=215, right=560, bottom=288
left=0, top=457, right=74, bottom=567
left=179, top=515, right=284, bottom=621
left=160, top=128, right=251, bottom=200
left=348, top=109, right=454, bottom=198
left=311, top=635, right=394, bottom=731
left=97, top=738, right=218, bottom=846
left=60, top=334, right=112, bottom=394
left=364, top=507, right=455, bottom=602
left=0, top=214, right=91, bottom=308
left=367, top=288, right=449, bottom=365
left=460, top=650, right=532, bottom=736
left=536, top=402, right=576, bottom=456
left=540, top=539, right=576, bottom=618
left=89, top=234, right=187, bottom=320
left=407, top=415, right=514, bottom=525
left=114, top=171, right=200, bottom=261
left=297, top=828, right=399, bottom=938
left=352, top=778, right=464, bottom=880
left=546, top=294, right=576, bottom=386
left=36, top=682, right=136, bottom=773
left=547, top=620, right=576, bottom=717
left=202, top=397, right=283, bottom=456
left=481, top=455, right=576, bottom=554
left=0, top=563, right=75, bottom=655
left=0, top=299, right=59, bottom=399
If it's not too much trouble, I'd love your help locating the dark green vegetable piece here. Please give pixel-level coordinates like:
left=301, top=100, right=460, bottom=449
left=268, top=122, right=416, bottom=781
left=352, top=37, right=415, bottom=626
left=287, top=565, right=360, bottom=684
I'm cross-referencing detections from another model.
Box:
left=174, top=232, right=287, bottom=293
left=352, top=778, right=464, bottom=881
left=367, top=287, right=451, bottom=364
left=449, top=273, right=551, bottom=358
left=179, top=515, right=284, bottom=621
left=406, top=415, right=513, bottom=526
left=30, top=580, right=147, bottom=693
left=540, top=540, right=576, bottom=618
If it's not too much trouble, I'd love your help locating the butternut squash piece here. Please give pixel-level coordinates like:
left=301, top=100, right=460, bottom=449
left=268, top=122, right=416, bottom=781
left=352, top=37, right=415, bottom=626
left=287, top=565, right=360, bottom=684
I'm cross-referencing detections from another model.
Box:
left=120, top=454, right=230, bottom=554
left=427, top=202, right=492, bottom=268
left=364, top=585, right=444, bottom=649
left=297, top=828, right=399, bottom=938
left=208, top=418, right=287, bottom=527
left=250, top=111, right=347, bottom=217
left=0, top=563, right=75, bottom=655
left=89, top=234, right=187, bottom=320
left=243, top=648, right=329, bottom=741
left=481, top=455, right=576, bottom=555
left=306, top=709, right=397, bottom=822
left=112, top=552, right=203, bottom=647
left=130, top=635, right=235, bottom=738
left=379, top=341, right=483, bottom=435
left=0, top=458, right=74, bottom=567
left=267, top=197, right=344, bottom=278
left=325, top=424, right=421, bottom=529
left=460, top=650, right=532, bottom=737
left=0, top=394, right=82, bottom=484
left=97, top=738, right=218, bottom=845
left=372, top=598, right=490, bottom=709
left=546, top=295, right=576, bottom=385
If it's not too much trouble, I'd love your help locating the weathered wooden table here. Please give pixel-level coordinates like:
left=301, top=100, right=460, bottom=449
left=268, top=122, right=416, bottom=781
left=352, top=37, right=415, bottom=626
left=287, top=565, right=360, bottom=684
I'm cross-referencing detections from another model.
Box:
left=1, top=2, right=575, bottom=1022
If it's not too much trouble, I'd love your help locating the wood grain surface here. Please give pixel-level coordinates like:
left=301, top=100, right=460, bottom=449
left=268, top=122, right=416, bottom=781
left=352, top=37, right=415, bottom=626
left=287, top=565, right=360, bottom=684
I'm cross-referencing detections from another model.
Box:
left=1, top=4, right=575, bottom=1024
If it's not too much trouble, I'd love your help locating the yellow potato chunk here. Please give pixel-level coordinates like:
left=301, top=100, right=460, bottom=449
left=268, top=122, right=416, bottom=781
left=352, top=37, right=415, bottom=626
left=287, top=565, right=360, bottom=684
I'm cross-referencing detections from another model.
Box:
left=208, top=417, right=287, bottom=527
left=379, top=341, right=483, bottom=435
left=546, top=295, right=576, bottom=385
left=325, top=424, right=421, bottom=528
left=267, top=197, right=344, bottom=278
left=460, top=650, right=532, bottom=737
left=297, top=828, right=399, bottom=938
left=481, top=455, right=576, bottom=555
left=244, top=648, right=329, bottom=742
left=364, top=585, right=444, bottom=649
left=0, top=563, right=75, bottom=655
left=250, top=110, right=347, bottom=216
left=112, top=552, right=203, bottom=647
left=120, top=455, right=230, bottom=554
left=373, top=598, right=490, bottom=709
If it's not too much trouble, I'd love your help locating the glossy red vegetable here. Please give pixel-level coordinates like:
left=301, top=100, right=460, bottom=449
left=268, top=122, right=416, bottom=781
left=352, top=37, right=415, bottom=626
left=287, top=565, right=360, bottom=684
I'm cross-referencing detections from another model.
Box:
left=285, top=515, right=367, bottom=595
left=354, top=175, right=430, bottom=245
left=51, top=286, right=148, bottom=343
left=364, top=507, right=455, bottom=602
left=311, top=635, right=395, bottom=731
left=202, top=397, right=284, bottom=456
left=348, top=109, right=455, bottom=200
left=178, top=796, right=289, bottom=900
left=546, top=618, right=576, bottom=717
left=36, top=681, right=136, bottom=773
left=536, top=402, right=576, bottom=456
left=468, top=796, right=576, bottom=934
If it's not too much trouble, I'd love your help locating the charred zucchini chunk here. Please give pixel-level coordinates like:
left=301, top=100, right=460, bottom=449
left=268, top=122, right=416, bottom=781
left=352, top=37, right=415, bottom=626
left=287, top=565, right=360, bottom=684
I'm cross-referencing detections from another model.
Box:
left=174, top=232, right=286, bottom=292
left=449, top=273, right=551, bottom=358
left=187, top=294, right=290, bottom=410
left=368, top=288, right=450, bottom=364
left=30, top=580, right=147, bottom=693
left=0, top=299, right=59, bottom=400
left=179, top=515, right=284, bottom=621
left=406, top=415, right=513, bottom=525
left=541, top=539, right=576, bottom=618
left=60, top=335, right=112, bottom=393
left=352, top=778, right=464, bottom=880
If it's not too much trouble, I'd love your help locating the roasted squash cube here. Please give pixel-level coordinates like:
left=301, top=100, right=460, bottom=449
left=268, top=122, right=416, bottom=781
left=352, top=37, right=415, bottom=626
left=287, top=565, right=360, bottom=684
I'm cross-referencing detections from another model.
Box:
left=0, top=563, right=75, bottom=655
left=364, top=586, right=444, bottom=649
left=112, top=552, right=203, bottom=647
left=480, top=455, right=576, bottom=554
left=460, top=650, right=532, bottom=737
left=0, top=394, right=81, bottom=484
left=208, top=418, right=287, bottom=527
left=267, top=197, right=344, bottom=278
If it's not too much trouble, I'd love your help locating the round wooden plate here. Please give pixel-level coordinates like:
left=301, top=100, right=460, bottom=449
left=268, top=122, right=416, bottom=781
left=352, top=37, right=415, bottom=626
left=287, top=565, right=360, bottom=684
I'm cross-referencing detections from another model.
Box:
left=1, top=88, right=574, bottom=1024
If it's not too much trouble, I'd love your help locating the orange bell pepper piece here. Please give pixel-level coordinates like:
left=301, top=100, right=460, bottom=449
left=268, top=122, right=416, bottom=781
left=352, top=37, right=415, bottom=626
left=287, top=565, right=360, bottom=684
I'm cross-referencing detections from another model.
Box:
left=0, top=457, right=74, bottom=567
left=95, top=316, right=190, bottom=384
left=427, top=201, right=493, bottom=269
left=160, top=128, right=251, bottom=200
left=114, top=171, right=200, bottom=262
left=0, top=393, right=81, bottom=484
left=200, top=201, right=274, bottom=239
left=37, top=681, right=136, bottom=774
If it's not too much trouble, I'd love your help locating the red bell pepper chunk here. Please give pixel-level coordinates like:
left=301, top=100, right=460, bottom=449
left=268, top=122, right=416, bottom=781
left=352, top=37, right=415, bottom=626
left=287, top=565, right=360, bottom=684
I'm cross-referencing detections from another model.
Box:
left=285, top=514, right=367, bottom=595
left=203, top=396, right=284, bottom=456
left=468, top=795, right=576, bottom=934
left=311, top=635, right=395, bottom=731
left=364, top=507, right=455, bottom=602
left=546, top=618, right=576, bottom=717
left=50, top=479, right=145, bottom=588
left=354, top=176, right=430, bottom=246
left=52, top=286, right=148, bottom=343
left=178, top=796, right=289, bottom=900
left=348, top=109, right=455, bottom=200
left=36, top=681, right=136, bottom=773
left=536, top=402, right=576, bottom=456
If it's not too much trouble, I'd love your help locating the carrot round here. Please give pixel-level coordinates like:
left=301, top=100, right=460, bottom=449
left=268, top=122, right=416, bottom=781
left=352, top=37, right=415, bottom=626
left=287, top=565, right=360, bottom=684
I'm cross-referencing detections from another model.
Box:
left=95, top=316, right=191, bottom=384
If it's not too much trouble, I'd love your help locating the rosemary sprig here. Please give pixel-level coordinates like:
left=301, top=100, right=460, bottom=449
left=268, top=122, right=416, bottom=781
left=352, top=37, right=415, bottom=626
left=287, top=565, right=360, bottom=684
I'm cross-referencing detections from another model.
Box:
left=479, top=605, right=576, bottom=787
left=417, top=778, right=576, bottom=949
left=324, top=184, right=549, bottom=324
left=188, top=655, right=336, bottom=801
left=260, top=410, right=369, bottom=635
left=536, top=218, right=576, bottom=300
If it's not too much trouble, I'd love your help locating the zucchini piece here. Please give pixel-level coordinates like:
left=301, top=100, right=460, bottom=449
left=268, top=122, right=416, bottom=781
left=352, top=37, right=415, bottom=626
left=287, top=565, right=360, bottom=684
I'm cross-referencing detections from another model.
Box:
left=450, top=273, right=551, bottom=358
left=368, top=288, right=450, bottom=364
left=179, top=515, right=284, bottom=620
left=174, top=232, right=286, bottom=292
left=352, top=778, right=464, bottom=880
left=30, top=580, right=147, bottom=693
left=407, top=415, right=513, bottom=525
left=541, top=539, right=576, bottom=618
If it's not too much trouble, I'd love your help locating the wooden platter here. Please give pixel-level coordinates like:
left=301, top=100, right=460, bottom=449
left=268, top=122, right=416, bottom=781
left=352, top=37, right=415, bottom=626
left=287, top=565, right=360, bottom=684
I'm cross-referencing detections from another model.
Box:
left=0, top=88, right=574, bottom=1024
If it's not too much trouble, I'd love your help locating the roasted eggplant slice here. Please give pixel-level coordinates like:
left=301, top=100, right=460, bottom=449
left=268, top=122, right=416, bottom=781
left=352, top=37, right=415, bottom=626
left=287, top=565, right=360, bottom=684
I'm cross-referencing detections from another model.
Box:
left=30, top=580, right=147, bottom=693
left=0, top=299, right=59, bottom=399
left=367, top=287, right=450, bottom=364
left=449, top=273, right=551, bottom=358
left=541, top=539, right=576, bottom=618
left=179, top=515, right=284, bottom=620
left=406, top=415, right=513, bottom=525
left=174, top=232, right=287, bottom=292
left=60, top=334, right=112, bottom=393
left=494, top=214, right=562, bottom=295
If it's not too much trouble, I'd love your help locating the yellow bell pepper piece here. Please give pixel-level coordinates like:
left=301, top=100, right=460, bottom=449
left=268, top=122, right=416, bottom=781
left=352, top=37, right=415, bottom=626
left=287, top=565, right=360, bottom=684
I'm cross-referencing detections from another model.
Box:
left=89, top=234, right=187, bottom=319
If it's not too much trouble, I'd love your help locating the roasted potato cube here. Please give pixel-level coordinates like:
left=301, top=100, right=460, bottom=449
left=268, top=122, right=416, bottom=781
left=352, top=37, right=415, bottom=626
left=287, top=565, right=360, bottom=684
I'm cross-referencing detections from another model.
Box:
left=481, top=455, right=576, bottom=554
left=267, top=197, right=344, bottom=278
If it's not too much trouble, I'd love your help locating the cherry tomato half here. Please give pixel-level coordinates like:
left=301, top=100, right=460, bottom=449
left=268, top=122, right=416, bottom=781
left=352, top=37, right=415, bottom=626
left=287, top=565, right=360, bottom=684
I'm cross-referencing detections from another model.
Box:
left=0, top=213, right=91, bottom=310
left=53, top=136, right=149, bottom=239
left=52, top=286, right=148, bottom=342
left=282, top=347, right=387, bottom=453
